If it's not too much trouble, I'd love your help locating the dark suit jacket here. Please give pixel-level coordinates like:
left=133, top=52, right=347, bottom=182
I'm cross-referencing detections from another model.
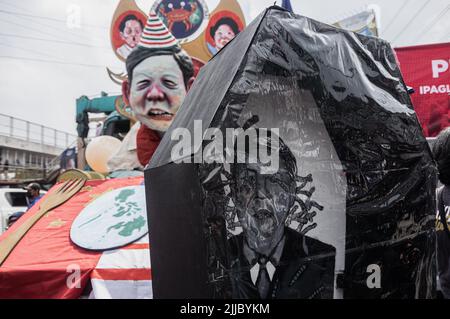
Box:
left=227, top=227, right=336, bottom=299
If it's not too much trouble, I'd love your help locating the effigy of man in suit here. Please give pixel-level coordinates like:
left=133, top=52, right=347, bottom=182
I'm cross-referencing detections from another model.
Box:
left=225, top=129, right=336, bottom=299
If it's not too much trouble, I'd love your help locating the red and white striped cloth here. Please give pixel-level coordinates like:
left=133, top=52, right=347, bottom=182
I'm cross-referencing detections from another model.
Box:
left=89, top=234, right=152, bottom=299
left=0, top=176, right=154, bottom=299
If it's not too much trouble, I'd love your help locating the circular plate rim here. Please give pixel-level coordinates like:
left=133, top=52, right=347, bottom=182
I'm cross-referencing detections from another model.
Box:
left=70, top=185, right=149, bottom=251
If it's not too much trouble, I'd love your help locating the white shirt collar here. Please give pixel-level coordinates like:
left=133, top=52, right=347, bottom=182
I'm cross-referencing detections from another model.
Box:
left=250, top=261, right=277, bottom=285
left=243, top=237, right=285, bottom=285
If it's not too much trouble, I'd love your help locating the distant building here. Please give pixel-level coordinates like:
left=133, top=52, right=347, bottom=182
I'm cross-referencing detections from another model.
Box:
left=0, top=113, right=76, bottom=181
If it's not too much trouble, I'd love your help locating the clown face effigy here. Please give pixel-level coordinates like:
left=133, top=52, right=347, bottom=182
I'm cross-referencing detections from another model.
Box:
left=107, top=12, right=195, bottom=171
left=124, top=55, right=191, bottom=133
left=123, top=13, right=195, bottom=135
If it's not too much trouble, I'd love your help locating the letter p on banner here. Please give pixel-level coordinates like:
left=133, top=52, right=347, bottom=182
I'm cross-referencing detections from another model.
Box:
left=432, top=60, right=449, bottom=79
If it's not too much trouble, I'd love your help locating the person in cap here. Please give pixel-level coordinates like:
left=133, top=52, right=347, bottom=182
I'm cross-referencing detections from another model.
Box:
left=24, top=182, right=43, bottom=210
left=108, top=12, right=195, bottom=172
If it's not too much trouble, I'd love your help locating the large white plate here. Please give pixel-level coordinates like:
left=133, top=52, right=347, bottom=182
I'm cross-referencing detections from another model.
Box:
left=70, top=185, right=148, bottom=250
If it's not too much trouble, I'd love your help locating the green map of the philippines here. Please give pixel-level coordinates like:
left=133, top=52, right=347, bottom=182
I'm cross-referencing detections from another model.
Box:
left=107, top=188, right=146, bottom=237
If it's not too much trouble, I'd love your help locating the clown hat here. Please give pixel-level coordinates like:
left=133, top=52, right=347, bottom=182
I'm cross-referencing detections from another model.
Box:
left=138, top=11, right=179, bottom=50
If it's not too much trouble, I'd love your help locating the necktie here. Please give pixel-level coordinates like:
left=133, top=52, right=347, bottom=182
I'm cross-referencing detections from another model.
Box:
left=256, top=255, right=271, bottom=299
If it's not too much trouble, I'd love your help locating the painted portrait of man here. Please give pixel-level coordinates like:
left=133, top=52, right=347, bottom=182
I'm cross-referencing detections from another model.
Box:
left=224, top=130, right=336, bottom=299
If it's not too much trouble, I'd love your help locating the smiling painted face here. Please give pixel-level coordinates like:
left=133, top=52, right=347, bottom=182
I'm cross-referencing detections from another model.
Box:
left=127, top=55, right=187, bottom=132
left=214, top=24, right=235, bottom=50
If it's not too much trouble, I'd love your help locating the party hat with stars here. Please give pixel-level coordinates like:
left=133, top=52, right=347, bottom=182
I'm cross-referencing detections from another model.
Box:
left=138, top=11, right=179, bottom=50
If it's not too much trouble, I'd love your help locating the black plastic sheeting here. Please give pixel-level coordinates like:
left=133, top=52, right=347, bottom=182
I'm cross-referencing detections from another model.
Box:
left=145, top=6, right=437, bottom=299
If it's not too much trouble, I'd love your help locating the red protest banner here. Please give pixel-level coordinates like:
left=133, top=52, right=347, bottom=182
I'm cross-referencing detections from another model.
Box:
left=395, top=43, right=450, bottom=137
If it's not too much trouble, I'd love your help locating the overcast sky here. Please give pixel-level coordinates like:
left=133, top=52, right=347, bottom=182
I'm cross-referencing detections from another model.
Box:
left=0, top=0, right=449, bottom=137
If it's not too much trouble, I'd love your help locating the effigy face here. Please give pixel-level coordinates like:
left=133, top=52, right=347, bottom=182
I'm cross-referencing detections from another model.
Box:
left=129, top=55, right=188, bottom=132
left=144, top=7, right=437, bottom=299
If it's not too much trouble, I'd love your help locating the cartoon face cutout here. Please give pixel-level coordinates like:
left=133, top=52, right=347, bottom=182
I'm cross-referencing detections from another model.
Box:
left=213, top=24, right=236, bottom=50
left=120, top=18, right=143, bottom=48
left=206, top=12, right=243, bottom=56
left=112, top=11, right=146, bottom=60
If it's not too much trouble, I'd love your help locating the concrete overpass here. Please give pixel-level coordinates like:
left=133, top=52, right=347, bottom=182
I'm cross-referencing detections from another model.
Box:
left=0, top=113, right=77, bottom=182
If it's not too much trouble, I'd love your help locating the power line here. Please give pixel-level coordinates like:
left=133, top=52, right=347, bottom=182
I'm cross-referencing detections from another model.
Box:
left=416, top=5, right=450, bottom=41
left=0, top=55, right=108, bottom=69
left=0, top=42, right=57, bottom=59
left=0, top=9, right=108, bottom=30
left=0, top=16, right=82, bottom=44
left=0, top=9, right=106, bottom=44
left=0, top=32, right=110, bottom=49
left=0, top=16, right=109, bottom=51
left=382, top=0, right=408, bottom=34
left=0, top=1, right=34, bottom=15
left=391, top=0, right=432, bottom=44
left=0, top=12, right=114, bottom=66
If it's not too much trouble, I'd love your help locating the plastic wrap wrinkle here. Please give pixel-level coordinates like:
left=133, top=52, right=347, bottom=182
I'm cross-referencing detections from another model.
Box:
left=145, top=6, right=437, bottom=299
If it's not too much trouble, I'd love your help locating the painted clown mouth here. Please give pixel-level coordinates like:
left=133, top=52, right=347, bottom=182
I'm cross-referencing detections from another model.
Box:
left=146, top=108, right=174, bottom=121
